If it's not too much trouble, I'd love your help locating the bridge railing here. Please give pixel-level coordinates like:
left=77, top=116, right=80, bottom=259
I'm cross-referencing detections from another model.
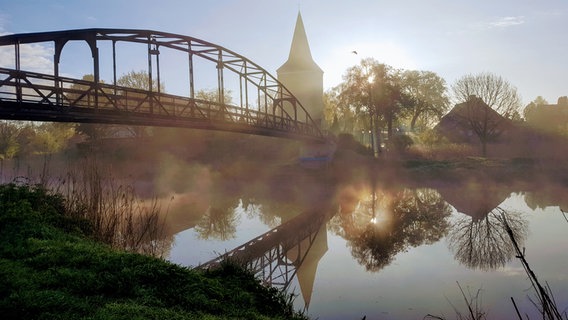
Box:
left=0, top=68, right=322, bottom=139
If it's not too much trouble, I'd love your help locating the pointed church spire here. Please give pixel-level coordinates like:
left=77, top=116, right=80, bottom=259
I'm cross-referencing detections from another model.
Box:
left=277, top=11, right=324, bottom=125
left=277, top=11, right=322, bottom=73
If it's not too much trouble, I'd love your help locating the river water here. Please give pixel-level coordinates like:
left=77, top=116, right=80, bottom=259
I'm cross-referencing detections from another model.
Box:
left=4, top=145, right=567, bottom=319
left=159, top=163, right=568, bottom=320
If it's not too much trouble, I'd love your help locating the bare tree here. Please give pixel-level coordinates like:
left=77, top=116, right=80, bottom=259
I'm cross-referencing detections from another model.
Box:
left=448, top=208, right=527, bottom=271
left=451, top=72, right=522, bottom=120
left=450, top=73, right=522, bottom=155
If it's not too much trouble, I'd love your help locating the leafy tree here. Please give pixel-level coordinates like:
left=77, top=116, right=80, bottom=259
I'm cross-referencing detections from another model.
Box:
left=0, top=121, right=74, bottom=160
left=0, top=121, right=20, bottom=160
left=367, top=61, right=406, bottom=144
left=117, top=70, right=165, bottom=92
left=387, top=134, right=414, bottom=154
left=194, top=206, right=239, bottom=241
left=195, top=88, right=233, bottom=104
left=329, top=114, right=340, bottom=134
left=64, top=74, right=97, bottom=106
left=68, top=75, right=114, bottom=141
left=523, top=96, right=548, bottom=122
left=400, top=70, right=450, bottom=130
left=15, top=124, right=37, bottom=157
left=76, top=122, right=110, bottom=141
left=323, top=87, right=357, bottom=133
left=152, top=88, right=234, bottom=140
left=533, top=96, right=549, bottom=106
left=118, top=70, right=166, bottom=138
left=32, top=122, right=75, bottom=154
left=322, top=89, right=339, bottom=131
left=82, top=70, right=166, bottom=139
left=337, top=58, right=408, bottom=154
left=523, top=96, right=568, bottom=136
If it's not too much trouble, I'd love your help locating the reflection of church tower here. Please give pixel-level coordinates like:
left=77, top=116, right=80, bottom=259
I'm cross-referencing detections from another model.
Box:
left=286, top=223, right=328, bottom=308
left=277, top=12, right=324, bottom=126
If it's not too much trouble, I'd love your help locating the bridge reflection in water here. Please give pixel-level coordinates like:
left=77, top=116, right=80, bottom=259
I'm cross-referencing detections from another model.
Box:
left=198, top=208, right=334, bottom=307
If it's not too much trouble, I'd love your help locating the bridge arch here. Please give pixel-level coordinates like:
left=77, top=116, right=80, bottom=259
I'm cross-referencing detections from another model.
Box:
left=57, top=40, right=97, bottom=81
left=0, top=29, right=324, bottom=141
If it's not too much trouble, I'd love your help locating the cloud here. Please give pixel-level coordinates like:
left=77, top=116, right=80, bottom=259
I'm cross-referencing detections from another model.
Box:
left=0, top=14, right=54, bottom=73
left=461, top=15, right=526, bottom=33
left=489, top=16, right=525, bottom=28
left=0, top=42, right=53, bottom=74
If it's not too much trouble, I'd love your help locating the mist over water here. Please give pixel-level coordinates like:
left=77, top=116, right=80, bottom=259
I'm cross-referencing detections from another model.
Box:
left=4, top=133, right=568, bottom=320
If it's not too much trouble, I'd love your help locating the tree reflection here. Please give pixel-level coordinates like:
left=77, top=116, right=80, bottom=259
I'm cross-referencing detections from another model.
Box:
left=337, top=187, right=452, bottom=272
left=242, top=200, right=282, bottom=228
left=523, top=184, right=568, bottom=213
left=448, top=207, right=527, bottom=270
left=194, top=201, right=239, bottom=240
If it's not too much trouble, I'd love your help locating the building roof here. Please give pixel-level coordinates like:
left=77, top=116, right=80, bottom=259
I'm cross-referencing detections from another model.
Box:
left=434, top=96, right=514, bottom=143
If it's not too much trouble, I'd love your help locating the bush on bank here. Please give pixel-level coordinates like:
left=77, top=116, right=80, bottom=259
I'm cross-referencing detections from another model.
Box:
left=0, top=183, right=307, bottom=320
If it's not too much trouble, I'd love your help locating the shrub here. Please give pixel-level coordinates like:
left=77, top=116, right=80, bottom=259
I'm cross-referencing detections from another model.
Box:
left=388, top=134, right=414, bottom=153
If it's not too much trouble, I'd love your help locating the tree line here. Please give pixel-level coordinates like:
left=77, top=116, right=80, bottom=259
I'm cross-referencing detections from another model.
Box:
left=0, top=61, right=563, bottom=161
left=323, top=57, right=530, bottom=156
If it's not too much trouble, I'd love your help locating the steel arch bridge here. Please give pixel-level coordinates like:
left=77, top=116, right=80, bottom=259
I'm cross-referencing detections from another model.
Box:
left=0, top=29, right=324, bottom=141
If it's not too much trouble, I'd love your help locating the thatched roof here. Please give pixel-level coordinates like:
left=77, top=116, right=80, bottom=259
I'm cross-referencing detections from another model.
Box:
left=434, top=96, right=514, bottom=143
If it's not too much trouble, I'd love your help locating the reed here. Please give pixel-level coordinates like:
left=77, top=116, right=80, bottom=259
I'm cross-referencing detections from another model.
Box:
left=499, top=207, right=566, bottom=320
left=47, top=155, right=168, bottom=257
left=425, top=282, right=487, bottom=320
left=427, top=207, right=566, bottom=320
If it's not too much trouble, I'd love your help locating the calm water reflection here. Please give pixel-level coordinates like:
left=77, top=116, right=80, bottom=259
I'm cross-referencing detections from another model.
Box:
left=5, top=153, right=566, bottom=319
left=159, top=166, right=568, bottom=319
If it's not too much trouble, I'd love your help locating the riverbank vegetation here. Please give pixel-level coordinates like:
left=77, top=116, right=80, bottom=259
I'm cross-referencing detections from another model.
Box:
left=0, top=183, right=308, bottom=320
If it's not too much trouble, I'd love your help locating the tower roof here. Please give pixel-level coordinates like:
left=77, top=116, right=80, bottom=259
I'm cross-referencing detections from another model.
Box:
left=277, top=12, right=323, bottom=74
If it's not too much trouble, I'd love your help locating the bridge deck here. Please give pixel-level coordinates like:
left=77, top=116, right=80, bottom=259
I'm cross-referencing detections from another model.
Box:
left=0, top=68, right=323, bottom=141
left=0, top=29, right=325, bottom=141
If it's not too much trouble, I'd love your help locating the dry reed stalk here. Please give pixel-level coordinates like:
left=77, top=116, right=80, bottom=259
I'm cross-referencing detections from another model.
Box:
left=499, top=207, right=565, bottom=320
left=45, top=155, right=169, bottom=257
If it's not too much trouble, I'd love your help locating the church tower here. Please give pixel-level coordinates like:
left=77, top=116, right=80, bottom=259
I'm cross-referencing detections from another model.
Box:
left=277, top=12, right=324, bottom=127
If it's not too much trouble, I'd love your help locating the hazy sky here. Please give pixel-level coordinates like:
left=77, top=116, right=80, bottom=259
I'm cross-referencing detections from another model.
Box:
left=1, top=0, right=566, bottom=105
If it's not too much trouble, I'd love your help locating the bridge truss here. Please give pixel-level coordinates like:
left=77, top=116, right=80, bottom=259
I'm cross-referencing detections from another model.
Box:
left=198, top=208, right=331, bottom=291
left=0, top=29, right=324, bottom=140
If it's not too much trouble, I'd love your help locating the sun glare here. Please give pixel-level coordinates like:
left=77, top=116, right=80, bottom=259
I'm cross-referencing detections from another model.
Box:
left=320, top=41, right=417, bottom=89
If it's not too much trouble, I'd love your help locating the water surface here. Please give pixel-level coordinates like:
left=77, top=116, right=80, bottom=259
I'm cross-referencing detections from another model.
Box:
left=162, top=168, right=568, bottom=319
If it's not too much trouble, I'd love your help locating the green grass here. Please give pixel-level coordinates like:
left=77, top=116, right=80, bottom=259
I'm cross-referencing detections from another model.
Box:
left=0, top=183, right=308, bottom=320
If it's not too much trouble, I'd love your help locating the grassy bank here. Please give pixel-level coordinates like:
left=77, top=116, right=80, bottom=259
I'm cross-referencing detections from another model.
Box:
left=0, top=183, right=308, bottom=320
